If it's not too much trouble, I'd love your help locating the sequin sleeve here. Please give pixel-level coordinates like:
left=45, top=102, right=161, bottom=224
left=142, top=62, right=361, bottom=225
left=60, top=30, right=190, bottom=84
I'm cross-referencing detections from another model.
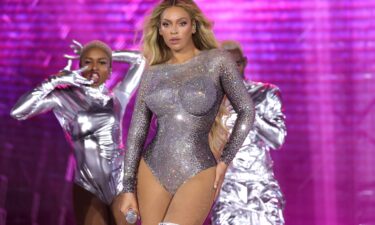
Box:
left=254, top=86, right=286, bottom=149
left=123, top=68, right=152, bottom=193
left=219, top=53, right=255, bottom=165
left=10, top=77, right=60, bottom=120
left=112, top=51, right=146, bottom=110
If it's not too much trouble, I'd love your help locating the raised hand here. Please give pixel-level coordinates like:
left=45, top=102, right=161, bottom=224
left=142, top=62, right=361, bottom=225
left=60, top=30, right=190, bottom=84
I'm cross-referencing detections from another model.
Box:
left=51, top=66, right=93, bottom=88
left=61, top=40, right=84, bottom=72
left=63, top=39, right=83, bottom=60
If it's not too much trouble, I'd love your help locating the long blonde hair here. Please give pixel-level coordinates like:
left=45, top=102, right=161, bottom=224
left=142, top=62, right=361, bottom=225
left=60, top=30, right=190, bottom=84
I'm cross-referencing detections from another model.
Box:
left=142, top=0, right=218, bottom=65
left=142, top=0, right=229, bottom=159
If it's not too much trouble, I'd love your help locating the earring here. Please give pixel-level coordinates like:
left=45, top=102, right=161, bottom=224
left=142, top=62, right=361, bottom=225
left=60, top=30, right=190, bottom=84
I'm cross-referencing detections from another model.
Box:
left=192, top=24, right=196, bottom=34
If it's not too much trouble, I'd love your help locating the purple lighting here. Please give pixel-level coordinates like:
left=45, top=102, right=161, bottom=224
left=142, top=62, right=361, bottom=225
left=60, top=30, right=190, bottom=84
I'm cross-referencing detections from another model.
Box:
left=1, top=1, right=375, bottom=225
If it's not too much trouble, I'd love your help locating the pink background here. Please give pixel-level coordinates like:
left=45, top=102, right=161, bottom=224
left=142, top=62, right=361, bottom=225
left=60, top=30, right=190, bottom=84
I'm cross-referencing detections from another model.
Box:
left=1, top=1, right=375, bottom=224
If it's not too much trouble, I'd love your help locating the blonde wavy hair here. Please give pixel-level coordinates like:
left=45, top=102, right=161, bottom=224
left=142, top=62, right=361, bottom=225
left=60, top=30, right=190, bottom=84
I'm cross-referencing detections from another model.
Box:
left=141, top=0, right=229, bottom=159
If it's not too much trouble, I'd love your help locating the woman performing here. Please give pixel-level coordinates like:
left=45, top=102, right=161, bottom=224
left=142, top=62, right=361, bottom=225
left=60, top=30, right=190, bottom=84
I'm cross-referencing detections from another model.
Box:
left=211, top=41, right=287, bottom=225
left=120, top=1, right=255, bottom=224
left=10, top=40, right=146, bottom=225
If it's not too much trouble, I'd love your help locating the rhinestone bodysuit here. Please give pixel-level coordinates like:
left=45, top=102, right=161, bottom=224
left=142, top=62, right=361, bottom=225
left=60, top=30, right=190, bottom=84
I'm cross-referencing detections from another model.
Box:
left=123, top=49, right=255, bottom=194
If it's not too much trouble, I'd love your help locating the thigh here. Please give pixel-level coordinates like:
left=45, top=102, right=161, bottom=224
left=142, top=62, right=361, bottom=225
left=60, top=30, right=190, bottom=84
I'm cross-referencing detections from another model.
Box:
left=137, top=158, right=172, bottom=225
left=163, top=166, right=216, bottom=225
left=73, top=183, right=110, bottom=225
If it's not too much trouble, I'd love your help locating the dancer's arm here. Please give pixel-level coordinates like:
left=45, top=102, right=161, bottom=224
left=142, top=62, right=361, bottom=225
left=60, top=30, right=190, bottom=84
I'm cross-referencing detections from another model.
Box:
left=10, top=67, right=90, bottom=120
left=254, top=86, right=286, bottom=149
left=112, top=51, right=146, bottom=109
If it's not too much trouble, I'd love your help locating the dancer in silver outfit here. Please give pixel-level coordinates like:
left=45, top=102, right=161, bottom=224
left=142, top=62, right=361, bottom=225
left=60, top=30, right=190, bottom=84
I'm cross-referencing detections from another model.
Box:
left=10, top=40, right=146, bottom=224
left=212, top=41, right=287, bottom=225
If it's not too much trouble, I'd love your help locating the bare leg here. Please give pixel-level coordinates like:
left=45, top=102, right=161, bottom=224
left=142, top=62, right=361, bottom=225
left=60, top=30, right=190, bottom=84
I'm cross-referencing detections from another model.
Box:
left=163, top=167, right=216, bottom=225
left=137, top=158, right=173, bottom=225
left=73, top=183, right=110, bottom=225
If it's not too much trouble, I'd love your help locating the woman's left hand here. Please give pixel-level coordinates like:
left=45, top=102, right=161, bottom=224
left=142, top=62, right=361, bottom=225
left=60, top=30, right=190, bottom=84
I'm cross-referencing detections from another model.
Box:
left=213, top=161, right=229, bottom=199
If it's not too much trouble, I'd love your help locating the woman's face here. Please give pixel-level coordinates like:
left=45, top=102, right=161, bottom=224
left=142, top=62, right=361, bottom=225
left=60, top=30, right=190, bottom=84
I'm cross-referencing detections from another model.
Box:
left=159, top=6, right=195, bottom=52
left=80, top=48, right=111, bottom=87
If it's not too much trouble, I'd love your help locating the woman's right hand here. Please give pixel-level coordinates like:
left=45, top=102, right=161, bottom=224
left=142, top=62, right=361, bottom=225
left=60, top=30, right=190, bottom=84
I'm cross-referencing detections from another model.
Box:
left=119, top=193, right=139, bottom=221
left=51, top=66, right=92, bottom=88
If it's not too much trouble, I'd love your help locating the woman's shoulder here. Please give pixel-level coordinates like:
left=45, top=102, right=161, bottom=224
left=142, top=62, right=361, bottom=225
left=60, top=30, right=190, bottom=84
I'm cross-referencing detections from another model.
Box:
left=144, top=48, right=229, bottom=69
left=139, top=64, right=161, bottom=84
left=141, top=63, right=163, bottom=75
left=206, top=48, right=224, bottom=54
left=145, top=62, right=167, bottom=72
left=203, top=48, right=234, bottom=65
left=201, top=48, right=223, bottom=57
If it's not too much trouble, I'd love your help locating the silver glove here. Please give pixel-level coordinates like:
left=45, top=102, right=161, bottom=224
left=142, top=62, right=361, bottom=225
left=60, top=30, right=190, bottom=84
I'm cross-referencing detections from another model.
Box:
left=49, top=66, right=92, bottom=88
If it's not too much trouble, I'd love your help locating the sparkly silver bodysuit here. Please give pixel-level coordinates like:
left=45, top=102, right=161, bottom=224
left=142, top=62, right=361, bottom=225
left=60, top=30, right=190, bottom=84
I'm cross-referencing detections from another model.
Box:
left=10, top=51, right=146, bottom=205
left=211, top=81, right=287, bottom=225
left=123, top=49, right=255, bottom=194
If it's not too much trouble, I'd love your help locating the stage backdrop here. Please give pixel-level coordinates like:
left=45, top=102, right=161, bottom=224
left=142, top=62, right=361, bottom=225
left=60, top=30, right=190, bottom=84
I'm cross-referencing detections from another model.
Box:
left=1, top=0, right=375, bottom=225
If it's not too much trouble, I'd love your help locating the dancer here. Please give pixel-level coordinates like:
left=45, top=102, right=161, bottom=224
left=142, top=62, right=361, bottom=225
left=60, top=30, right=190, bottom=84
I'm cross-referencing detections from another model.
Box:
left=211, top=41, right=287, bottom=225
left=119, top=1, right=255, bottom=225
left=10, top=40, right=146, bottom=225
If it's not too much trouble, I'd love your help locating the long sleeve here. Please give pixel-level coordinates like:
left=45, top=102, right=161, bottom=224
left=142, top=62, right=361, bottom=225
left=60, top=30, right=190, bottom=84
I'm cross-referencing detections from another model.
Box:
left=112, top=51, right=146, bottom=110
left=10, top=77, right=60, bottom=120
left=254, top=86, right=286, bottom=149
left=219, top=53, right=255, bottom=165
left=123, top=68, right=152, bottom=193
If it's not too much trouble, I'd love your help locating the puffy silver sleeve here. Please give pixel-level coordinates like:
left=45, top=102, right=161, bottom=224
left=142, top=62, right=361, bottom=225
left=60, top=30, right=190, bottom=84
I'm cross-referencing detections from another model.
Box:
left=219, top=52, right=255, bottom=165
left=10, top=77, right=61, bottom=120
left=254, top=86, right=286, bottom=150
left=10, top=67, right=90, bottom=120
left=112, top=51, right=146, bottom=109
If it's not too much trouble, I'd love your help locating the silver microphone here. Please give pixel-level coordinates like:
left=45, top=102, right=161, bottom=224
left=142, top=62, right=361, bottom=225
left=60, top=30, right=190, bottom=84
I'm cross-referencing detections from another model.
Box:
left=125, top=209, right=138, bottom=224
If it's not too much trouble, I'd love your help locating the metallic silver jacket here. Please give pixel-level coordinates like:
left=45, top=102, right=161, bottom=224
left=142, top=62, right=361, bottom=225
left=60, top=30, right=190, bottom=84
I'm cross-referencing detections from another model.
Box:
left=212, top=81, right=287, bottom=225
left=10, top=51, right=146, bottom=205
